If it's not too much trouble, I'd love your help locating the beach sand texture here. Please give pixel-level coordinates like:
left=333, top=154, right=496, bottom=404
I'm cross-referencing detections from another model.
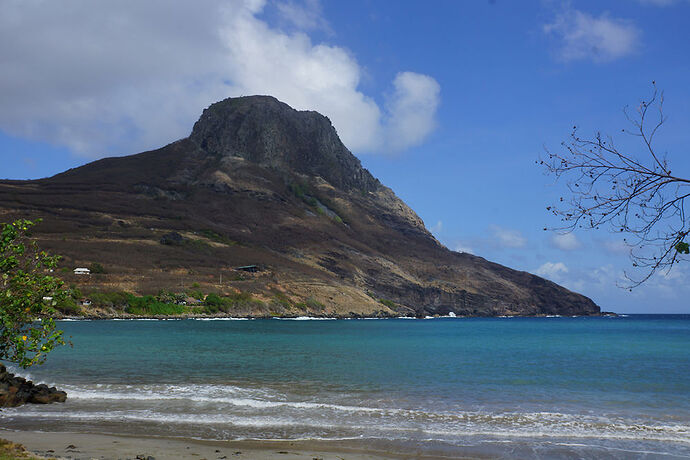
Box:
left=0, top=431, right=475, bottom=460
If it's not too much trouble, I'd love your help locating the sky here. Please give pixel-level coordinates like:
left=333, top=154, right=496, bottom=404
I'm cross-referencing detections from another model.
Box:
left=1, top=0, right=689, bottom=313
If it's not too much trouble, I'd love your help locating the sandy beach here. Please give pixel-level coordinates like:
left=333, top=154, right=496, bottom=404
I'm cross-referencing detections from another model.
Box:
left=0, top=430, right=479, bottom=460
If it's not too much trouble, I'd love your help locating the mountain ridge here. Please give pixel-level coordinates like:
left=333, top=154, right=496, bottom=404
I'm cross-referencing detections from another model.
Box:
left=0, top=95, right=600, bottom=318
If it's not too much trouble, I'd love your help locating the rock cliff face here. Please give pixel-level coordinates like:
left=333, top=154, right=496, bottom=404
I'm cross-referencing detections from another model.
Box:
left=190, top=96, right=380, bottom=192
left=0, top=96, right=600, bottom=317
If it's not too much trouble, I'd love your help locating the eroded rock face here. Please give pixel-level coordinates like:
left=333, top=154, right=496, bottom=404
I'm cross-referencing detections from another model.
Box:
left=190, top=96, right=380, bottom=192
left=0, top=364, right=67, bottom=407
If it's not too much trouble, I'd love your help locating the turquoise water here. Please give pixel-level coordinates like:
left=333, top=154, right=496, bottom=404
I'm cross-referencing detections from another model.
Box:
left=2, top=315, right=689, bottom=458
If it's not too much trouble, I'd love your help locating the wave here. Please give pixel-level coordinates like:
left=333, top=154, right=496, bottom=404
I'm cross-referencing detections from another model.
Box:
left=5, top=405, right=688, bottom=445
left=59, top=384, right=396, bottom=414
left=6, top=381, right=685, bottom=444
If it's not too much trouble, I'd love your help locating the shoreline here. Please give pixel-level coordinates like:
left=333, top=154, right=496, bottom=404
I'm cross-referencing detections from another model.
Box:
left=55, top=312, right=613, bottom=320
left=0, top=429, right=480, bottom=460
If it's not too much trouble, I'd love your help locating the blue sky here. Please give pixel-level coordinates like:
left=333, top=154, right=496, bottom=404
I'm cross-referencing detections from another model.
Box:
left=1, top=0, right=689, bottom=313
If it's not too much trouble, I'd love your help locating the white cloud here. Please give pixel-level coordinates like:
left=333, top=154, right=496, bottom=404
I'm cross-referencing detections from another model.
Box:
left=551, top=232, right=581, bottom=251
left=275, top=0, right=332, bottom=33
left=490, top=225, right=527, bottom=249
left=602, top=239, right=630, bottom=254
left=384, top=72, right=441, bottom=152
left=544, top=8, right=639, bottom=62
left=429, top=220, right=443, bottom=234
left=0, top=0, right=439, bottom=158
left=534, top=261, right=569, bottom=279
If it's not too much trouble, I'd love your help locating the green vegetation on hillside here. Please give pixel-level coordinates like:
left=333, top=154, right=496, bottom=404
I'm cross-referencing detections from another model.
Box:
left=378, top=298, right=396, bottom=309
left=78, top=288, right=270, bottom=316
left=199, top=229, right=238, bottom=246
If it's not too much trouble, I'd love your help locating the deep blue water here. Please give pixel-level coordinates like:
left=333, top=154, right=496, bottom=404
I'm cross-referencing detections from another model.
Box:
left=2, top=315, right=689, bottom=458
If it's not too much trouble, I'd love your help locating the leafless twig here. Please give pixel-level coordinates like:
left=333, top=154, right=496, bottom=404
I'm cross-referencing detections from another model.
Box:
left=541, top=83, right=689, bottom=288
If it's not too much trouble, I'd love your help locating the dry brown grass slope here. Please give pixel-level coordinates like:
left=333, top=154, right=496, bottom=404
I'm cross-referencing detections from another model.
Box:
left=0, top=96, right=599, bottom=317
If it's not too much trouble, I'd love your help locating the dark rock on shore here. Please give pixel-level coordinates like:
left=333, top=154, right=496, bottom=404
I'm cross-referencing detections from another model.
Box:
left=0, top=363, right=67, bottom=407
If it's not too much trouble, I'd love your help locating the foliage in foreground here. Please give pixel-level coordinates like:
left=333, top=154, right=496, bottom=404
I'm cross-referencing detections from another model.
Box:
left=0, top=439, right=39, bottom=460
left=0, top=220, right=68, bottom=368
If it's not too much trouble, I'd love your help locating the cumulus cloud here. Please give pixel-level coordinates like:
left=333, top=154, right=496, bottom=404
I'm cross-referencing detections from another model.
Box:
left=551, top=232, right=581, bottom=251
left=0, top=0, right=439, bottom=158
left=384, top=72, right=441, bottom=152
left=490, top=225, right=527, bottom=249
left=534, top=261, right=569, bottom=280
left=544, top=7, right=639, bottom=62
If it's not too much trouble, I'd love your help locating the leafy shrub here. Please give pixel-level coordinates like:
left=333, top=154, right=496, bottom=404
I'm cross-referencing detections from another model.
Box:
left=289, top=182, right=308, bottom=199
left=295, top=297, right=325, bottom=311
left=204, top=304, right=220, bottom=314
left=305, top=297, right=325, bottom=310
left=89, top=262, right=106, bottom=274
left=205, top=293, right=223, bottom=307
left=55, top=297, right=81, bottom=315
left=89, top=291, right=130, bottom=308
left=157, top=290, right=186, bottom=304
left=379, top=298, right=396, bottom=308
left=126, top=302, right=187, bottom=316
left=187, top=289, right=204, bottom=300
left=70, top=286, right=83, bottom=300
left=271, top=291, right=292, bottom=308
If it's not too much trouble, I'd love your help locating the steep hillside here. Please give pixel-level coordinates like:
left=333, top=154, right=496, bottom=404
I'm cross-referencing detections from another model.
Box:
left=0, top=96, right=600, bottom=317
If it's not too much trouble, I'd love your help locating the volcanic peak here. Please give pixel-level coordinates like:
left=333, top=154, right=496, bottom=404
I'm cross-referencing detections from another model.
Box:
left=190, top=95, right=379, bottom=192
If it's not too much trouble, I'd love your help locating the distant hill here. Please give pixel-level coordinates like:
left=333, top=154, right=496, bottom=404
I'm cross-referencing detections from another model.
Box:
left=0, top=96, right=600, bottom=317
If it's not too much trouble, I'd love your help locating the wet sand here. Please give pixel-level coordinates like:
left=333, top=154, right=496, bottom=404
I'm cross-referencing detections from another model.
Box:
left=0, top=430, right=479, bottom=460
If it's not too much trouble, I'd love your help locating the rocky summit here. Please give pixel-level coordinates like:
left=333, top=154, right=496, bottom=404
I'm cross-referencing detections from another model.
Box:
left=0, top=96, right=600, bottom=317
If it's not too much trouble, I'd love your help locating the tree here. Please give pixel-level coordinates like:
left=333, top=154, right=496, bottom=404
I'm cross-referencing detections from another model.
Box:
left=0, top=219, right=68, bottom=368
left=542, top=83, right=689, bottom=287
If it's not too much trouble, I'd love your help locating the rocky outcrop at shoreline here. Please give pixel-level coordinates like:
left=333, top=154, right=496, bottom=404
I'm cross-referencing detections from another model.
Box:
left=0, top=364, right=66, bottom=407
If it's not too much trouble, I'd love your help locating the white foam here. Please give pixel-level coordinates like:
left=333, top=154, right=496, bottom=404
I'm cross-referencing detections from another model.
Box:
left=275, top=317, right=336, bottom=321
left=64, top=385, right=397, bottom=415
left=7, top=406, right=688, bottom=445
left=193, top=317, right=249, bottom=321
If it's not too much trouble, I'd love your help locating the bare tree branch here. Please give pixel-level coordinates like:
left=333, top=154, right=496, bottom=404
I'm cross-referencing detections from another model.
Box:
left=540, top=83, right=689, bottom=288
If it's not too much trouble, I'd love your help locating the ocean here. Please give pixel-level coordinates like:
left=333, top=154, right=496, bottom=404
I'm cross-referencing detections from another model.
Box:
left=2, top=315, right=689, bottom=458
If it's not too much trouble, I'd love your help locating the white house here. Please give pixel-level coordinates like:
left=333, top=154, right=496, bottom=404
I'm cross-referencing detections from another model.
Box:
left=73, top=268, right=91, bottom=275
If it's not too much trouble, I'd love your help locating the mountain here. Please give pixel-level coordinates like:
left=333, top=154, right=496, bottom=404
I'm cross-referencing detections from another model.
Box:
left=0, top=96, right=600, bottom=317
